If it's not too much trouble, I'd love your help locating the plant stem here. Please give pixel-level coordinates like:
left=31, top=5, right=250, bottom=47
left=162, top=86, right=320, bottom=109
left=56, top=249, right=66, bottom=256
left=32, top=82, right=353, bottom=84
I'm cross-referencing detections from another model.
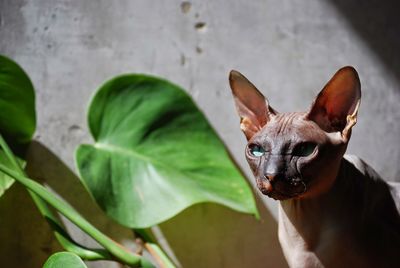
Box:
left=0, top=135, right=113, bottom=260
left=145, top=242, right=176, bottom=268
left=0, top=134, right=151, bottom=267
left=0, top=163, right=147, bottom=267
left=135, top=229, right=176, bottom=268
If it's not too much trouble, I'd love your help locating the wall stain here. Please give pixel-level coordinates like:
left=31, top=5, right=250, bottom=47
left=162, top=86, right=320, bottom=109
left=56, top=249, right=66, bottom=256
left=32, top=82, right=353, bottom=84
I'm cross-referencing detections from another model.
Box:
left=195, top=21, right=206, bottom=31
left=180, top=2, right=191, bottom=14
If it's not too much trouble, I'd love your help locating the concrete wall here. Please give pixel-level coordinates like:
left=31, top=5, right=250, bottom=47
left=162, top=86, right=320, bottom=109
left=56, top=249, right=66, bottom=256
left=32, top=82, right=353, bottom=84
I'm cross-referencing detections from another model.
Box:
left=1, top=0, right=399, bottom=267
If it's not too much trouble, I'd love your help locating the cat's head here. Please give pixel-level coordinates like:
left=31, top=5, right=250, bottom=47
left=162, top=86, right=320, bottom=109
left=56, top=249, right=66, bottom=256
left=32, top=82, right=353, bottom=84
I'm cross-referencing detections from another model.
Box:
left=229, top=67, right=361, bottom=200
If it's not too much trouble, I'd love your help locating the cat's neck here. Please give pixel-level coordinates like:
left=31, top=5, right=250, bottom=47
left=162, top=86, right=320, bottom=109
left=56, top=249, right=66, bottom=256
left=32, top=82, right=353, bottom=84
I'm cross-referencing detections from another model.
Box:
left=277, top=158, right=377, bottom=267
left=277, top=157, right=400, bottom=267
left=278, top=158, right=354, bottom=249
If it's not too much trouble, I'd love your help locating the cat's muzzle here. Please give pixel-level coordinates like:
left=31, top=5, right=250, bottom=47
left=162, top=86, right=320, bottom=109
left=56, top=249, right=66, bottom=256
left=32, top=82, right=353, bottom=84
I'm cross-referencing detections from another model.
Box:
left=256, top=174, right=307, bottom=200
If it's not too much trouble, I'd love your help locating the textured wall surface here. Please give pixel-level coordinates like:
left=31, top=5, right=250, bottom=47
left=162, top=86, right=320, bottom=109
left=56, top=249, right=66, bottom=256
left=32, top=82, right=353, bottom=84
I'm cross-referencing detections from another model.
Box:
left=0, top=0, right=399, bottom=267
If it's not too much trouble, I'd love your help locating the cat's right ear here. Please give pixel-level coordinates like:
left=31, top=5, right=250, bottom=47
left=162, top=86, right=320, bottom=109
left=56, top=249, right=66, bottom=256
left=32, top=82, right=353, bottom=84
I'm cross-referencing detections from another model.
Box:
left=229, top=70, right=276, bottom=140
left=306, top=66, right=361, bottom=142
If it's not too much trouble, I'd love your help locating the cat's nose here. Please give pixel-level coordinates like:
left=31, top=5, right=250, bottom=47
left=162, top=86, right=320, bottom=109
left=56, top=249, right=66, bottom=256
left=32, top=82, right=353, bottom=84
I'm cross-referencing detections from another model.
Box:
left=265, top=173, right=277, bottom=182
left=265, top=173, right=285, bottom=183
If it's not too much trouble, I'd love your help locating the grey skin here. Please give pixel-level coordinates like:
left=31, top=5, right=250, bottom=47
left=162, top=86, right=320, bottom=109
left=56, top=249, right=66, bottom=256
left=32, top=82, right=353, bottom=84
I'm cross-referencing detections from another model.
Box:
left=229, top=67, right=400, bottom=268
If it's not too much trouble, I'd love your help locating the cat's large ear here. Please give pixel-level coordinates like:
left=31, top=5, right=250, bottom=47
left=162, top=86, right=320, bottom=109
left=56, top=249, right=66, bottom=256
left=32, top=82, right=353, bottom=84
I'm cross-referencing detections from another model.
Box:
left=229, top=70, right=276, bottom=140
left=306, top=66, right=361, bottom=141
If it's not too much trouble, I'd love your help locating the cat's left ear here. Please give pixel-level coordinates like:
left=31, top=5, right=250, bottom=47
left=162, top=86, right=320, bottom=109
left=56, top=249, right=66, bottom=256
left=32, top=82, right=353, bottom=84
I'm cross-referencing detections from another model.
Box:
left=306, top=66, right=361, bottom=141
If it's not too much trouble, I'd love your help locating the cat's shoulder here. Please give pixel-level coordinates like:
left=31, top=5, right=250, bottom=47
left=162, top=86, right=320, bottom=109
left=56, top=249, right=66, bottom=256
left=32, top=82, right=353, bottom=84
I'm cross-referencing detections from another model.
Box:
left=343, top=154, right=381, bottom=180
left=344, top=154, right=400, bottom=213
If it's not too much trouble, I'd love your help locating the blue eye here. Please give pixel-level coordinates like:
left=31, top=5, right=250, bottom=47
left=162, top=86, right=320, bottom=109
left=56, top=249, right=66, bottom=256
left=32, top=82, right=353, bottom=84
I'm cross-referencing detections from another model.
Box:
left=249, top=144, right=265, bottom=157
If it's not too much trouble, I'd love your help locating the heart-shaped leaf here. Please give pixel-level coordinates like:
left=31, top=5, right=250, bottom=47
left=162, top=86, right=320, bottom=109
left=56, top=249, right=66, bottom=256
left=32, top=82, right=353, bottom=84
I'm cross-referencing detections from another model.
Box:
left=0, top=55, right=36, bottom=146
left=43, top=252, right=87, bottom=268
left=76, top=74, right=258, bottom=228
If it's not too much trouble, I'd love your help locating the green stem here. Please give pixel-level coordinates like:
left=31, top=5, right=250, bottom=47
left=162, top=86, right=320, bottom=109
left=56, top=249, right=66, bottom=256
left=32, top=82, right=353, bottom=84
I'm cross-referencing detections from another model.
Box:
left=145, top=243, right=176, bottom=268
left=45, top=212, right=112, bottom=260
left=0, top=133, right=150, bottom=266
left=135, top=229, right=176, bottom=268
left=0, top=163, right=147, bottom=267
left=0, top=135, right=111, bottom=260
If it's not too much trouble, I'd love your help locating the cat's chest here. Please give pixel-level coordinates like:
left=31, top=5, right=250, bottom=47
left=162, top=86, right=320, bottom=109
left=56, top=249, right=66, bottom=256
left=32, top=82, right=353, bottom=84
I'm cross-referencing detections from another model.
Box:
left=278, top=222, right=324, bottom=268
left=277, top=203, right=369, bottom=268
left=278, top=219, right=371, bottom=268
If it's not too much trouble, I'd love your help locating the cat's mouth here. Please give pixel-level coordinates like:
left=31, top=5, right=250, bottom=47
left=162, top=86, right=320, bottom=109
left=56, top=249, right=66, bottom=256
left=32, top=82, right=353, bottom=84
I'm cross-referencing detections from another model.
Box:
left=255, top=176, right=307, bottom=200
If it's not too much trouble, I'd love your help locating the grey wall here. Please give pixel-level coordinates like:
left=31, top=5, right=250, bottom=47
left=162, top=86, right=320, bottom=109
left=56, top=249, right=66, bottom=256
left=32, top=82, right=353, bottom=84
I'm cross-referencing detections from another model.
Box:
left=1, top=0, right=399, bottom=267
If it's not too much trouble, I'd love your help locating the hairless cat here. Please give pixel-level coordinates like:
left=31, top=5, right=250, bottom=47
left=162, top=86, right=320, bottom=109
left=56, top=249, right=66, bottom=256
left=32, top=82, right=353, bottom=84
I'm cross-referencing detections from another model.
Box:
left=229, top=67, right=400, bottom=268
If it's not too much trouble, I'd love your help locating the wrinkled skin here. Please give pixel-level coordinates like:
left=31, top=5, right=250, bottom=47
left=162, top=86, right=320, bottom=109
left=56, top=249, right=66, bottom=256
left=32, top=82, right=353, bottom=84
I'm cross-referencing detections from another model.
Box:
left=245, top=112, right=342, bottom=200
left=229, top=67, right=400, bottom=268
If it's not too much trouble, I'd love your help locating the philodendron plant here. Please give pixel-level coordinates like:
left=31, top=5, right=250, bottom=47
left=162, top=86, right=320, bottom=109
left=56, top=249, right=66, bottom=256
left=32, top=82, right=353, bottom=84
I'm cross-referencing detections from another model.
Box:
left=0, top=55, right=259, bottom=267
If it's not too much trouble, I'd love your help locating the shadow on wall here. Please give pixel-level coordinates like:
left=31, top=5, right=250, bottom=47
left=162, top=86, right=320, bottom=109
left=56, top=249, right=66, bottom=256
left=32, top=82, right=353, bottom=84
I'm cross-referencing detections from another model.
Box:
left=0, top=141, right=288, bottom=268
left=329, top=0, right=400, bottom=84
left=0, top=175, right=63, bottom=268
left=158, top=198, right=288, bottom=268
left=0, top=141, right=137, bottom=268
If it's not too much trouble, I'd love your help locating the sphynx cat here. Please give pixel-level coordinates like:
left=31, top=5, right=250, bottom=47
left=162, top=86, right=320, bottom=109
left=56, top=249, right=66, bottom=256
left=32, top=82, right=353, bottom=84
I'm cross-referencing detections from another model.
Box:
left=229, top=67, right=400, bottom=268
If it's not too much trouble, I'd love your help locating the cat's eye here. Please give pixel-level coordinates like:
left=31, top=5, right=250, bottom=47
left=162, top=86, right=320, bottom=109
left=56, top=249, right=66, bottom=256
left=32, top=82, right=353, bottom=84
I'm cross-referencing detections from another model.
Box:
left=248, top=144, right=266, bottom=157
left=293, top=142, right=317, bottom=157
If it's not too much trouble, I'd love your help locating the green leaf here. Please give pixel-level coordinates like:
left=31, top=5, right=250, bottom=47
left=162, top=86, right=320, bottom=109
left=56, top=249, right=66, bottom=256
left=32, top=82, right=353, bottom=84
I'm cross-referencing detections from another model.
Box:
left=76, top=74, right=258, bottom=228
left=43, top=252, right=88, bottom=268
left=0, top=55, right=36, bottom=146
left=0, top=55, right=35, bottom=197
